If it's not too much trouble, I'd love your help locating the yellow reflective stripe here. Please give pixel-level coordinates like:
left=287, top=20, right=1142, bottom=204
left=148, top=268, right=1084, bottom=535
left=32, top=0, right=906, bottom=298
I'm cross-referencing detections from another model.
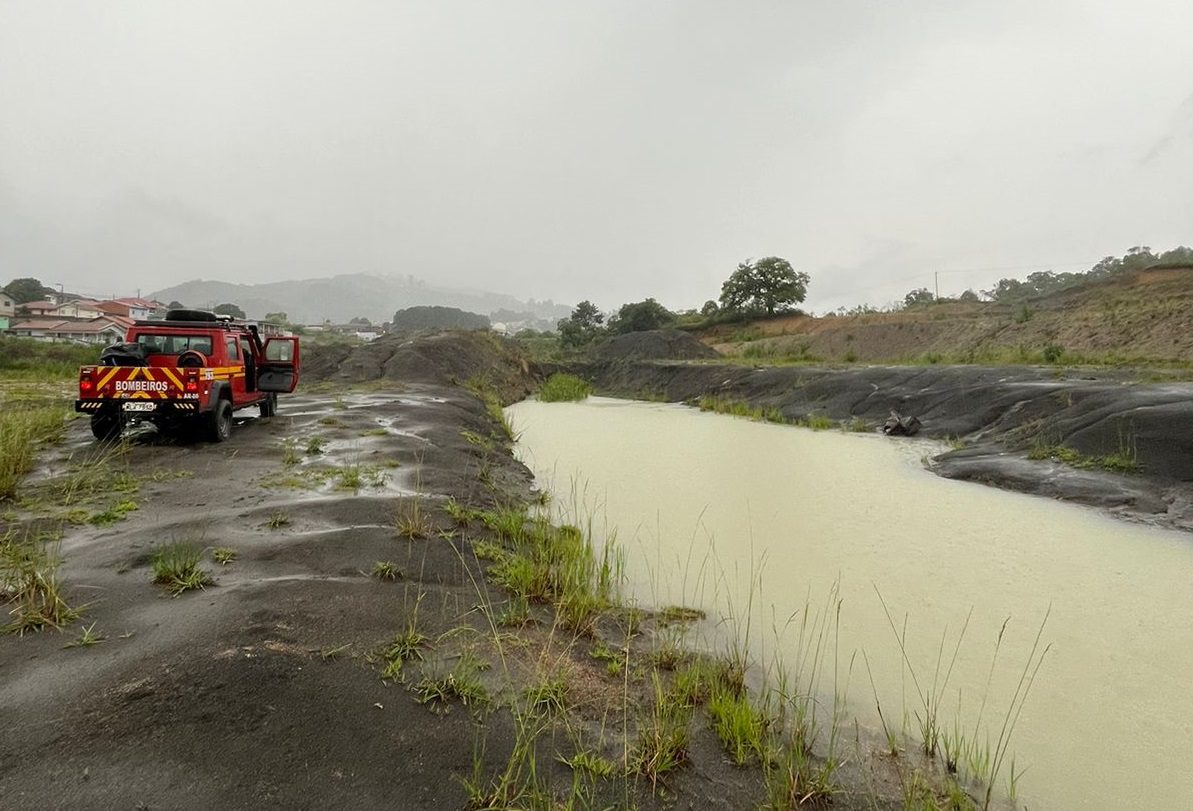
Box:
left=160, top=368, right=183, bottom=389
left=97, top=368, right=121, bottom=389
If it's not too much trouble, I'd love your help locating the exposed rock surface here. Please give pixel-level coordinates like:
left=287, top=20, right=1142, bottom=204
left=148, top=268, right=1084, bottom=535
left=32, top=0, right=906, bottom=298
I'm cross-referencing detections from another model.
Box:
left=591, top=329, right=720, bottom=362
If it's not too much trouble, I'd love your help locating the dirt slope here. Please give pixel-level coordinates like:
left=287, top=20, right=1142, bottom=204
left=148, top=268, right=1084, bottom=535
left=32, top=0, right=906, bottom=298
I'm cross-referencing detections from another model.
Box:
left=705, top=266, right=1193, bottom=365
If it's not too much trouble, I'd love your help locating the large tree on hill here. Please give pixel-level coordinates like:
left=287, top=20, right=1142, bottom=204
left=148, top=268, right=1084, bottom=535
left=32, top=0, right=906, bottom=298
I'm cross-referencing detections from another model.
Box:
left=557, top=300, right=605, bottom=348
left=719, top=257, right=809, bottom=317
left=3, top=277, right=50, bottom=304
left=608, top=298, right=675, bottom=334
left=213, top=302, right=246, bottom=319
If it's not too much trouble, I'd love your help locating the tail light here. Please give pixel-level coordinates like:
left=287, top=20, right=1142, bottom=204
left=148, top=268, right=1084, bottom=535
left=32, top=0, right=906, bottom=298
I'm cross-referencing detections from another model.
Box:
left=184, top=368, right=200, bottom=393
left=79, top=367, right=95, bottom=394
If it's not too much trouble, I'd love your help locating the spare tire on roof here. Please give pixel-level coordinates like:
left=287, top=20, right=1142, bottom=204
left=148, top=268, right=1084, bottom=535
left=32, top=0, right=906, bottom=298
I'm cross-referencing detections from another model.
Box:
left=99, top=342, right=148, bottom=367
left=165, top=309, right=219, bottom=322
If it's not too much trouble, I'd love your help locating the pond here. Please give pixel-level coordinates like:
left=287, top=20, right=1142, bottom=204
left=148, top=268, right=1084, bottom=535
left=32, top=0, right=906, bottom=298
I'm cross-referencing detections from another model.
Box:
left=508, top=397, right=1193, bottom=811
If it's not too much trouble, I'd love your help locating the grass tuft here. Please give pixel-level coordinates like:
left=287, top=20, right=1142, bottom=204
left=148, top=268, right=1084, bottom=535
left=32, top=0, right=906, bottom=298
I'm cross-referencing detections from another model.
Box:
left=396, top=496, right=434, bottom=539
left=212, top=547, right=236, bottom=565
left=708, top=685, right=768, bottom=765
left=64, top=621, right=107, bottom=648
left=415, top=653, right=490, bottom=712
left=1, top=531, right=80, bottom=635
left=88, top=499, right=139, bottom=526
left=371, top=560, right=403, bottom=581
left=151, top=542, right=213, bottom=596
left=633, top=673, right=691, bottom=788
left=537, top=373, right=593, bottom=402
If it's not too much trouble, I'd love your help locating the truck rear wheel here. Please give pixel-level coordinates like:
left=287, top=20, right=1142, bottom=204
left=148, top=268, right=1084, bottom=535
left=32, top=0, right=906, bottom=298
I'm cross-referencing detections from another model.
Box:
left=205, top=399, right=232, bottom=443
left=90, top=411, right=123, bottom=442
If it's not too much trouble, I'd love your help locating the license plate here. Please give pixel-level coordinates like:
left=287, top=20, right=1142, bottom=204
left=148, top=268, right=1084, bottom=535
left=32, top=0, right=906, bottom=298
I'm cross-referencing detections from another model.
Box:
left=122, top=402, right=157, bottom=412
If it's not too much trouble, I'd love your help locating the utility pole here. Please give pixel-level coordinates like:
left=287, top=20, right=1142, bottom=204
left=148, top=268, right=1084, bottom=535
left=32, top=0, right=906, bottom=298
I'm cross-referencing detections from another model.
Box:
left=934, top=271, right=939, bottom=300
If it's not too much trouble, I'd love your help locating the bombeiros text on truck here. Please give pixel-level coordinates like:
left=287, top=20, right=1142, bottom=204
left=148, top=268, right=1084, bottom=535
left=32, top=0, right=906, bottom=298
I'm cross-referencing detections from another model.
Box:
left=75, top=309, right=301, bottom=442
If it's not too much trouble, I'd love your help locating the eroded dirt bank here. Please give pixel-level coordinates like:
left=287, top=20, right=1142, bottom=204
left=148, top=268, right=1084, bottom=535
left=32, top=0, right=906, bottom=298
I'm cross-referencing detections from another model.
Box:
left=582, top=359, right=1193, bottom=530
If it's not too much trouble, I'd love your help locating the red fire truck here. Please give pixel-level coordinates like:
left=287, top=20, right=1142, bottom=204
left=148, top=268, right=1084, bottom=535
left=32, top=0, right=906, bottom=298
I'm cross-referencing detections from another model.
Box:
left=75, top=310, right=300, bottom=442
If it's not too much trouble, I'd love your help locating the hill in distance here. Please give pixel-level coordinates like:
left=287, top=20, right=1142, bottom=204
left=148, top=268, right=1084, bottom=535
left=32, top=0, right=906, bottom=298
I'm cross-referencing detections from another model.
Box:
left=150, top=273, right=570, bottom=326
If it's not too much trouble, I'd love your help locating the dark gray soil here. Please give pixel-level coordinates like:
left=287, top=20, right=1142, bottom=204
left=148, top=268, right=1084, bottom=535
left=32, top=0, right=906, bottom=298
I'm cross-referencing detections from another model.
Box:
left=0, top=384, right=535, bottom=809
left=582, top=359, right=1193, bottom=530
left=592, top=330, right=720, bottom=362
left=303, top=331, right=536, bottom=402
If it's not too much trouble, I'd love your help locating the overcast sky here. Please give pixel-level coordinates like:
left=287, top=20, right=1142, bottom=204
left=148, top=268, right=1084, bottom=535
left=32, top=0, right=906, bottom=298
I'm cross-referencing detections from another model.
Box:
left=2, top=1, right=1191, bottom=313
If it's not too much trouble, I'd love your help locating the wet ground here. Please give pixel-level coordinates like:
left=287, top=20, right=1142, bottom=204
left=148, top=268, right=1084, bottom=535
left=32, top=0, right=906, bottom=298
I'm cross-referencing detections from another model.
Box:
left=0, top=384, right=542, bottom=809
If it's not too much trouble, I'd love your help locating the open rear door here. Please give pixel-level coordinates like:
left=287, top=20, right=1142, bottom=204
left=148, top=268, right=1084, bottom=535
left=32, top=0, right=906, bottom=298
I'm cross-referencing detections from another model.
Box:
left=258, top=337, right=301, bottom=393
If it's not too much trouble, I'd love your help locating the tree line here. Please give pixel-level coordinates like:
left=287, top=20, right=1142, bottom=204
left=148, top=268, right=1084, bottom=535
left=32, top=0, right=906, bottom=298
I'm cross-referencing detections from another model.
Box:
left=900, top=246, right=1193, bottom=309
left=555, top=256, right=810, bottom=348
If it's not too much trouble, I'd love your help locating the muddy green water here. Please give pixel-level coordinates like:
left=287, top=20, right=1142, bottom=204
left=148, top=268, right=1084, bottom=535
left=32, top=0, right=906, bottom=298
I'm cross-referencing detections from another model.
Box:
left=508, top=397, right=1193, bottom=811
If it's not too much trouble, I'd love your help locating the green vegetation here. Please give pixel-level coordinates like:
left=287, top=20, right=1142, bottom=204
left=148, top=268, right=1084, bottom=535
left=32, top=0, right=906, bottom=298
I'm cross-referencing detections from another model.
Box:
left=414, top=652, right=490, bottom=712
left=280, top=439, right=301, bottom=465
left=1, top=529, right=80, bottom=635
left=719, top=256, right=809, bottom=318
left=395, top=496, right=434, bottom=539
left=608, top=298, right=675, bottom=334
left=64, top=621, right=106, bottom=648
left=633, top=673, right=692, bottom=786
left=1027, top=440, right=1140, bottom=473
left=261, top=463, right=383, bottom=491
left=391, top=305, right=489, bottom=332
left=708, top=686, right=767, bottom=765
left=0, top=335, right=97, bottom=377
left=336, top=463, right=387, bottom=490
left=480, top=507, right=621, bottom=634
left=0, top=341, right=82, bottom=501
left=150, top=542, right=213, bottom=595
left=266, top=511, right=290, bottom=529
left=842, top=416, right=872, bottom=432
left=212, top=547, right=236, bottom=565
left=536, top=373, right=593, bottom=402
left=557, top=300, right=606, bottom=349
left=875, top=590, right=1052, bottom=810
left=523, top=675, right=569, bottom=716
left=466, top=378, right=518, bottom=442
left=0, top=408, right=70, bottom=501
left=371, top=560, right=402, bottom=581
left=695, top=395, right=837, bottom=431
left=558, top=751, right=618, bottom=779
left=88, top=499, right=138, bottom=526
